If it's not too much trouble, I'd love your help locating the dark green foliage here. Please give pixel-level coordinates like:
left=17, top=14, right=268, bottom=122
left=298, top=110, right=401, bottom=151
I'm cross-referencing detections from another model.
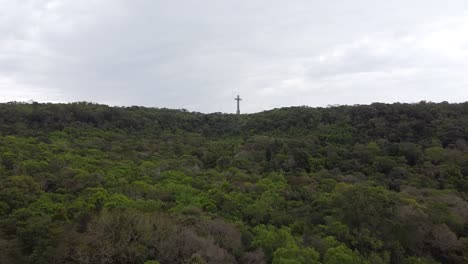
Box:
left=0, top=101, right=467, bottom=263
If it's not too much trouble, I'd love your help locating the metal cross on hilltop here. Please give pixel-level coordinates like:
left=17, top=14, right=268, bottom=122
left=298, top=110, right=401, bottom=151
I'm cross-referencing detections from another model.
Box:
left=234, top=95, right=242, bottom=115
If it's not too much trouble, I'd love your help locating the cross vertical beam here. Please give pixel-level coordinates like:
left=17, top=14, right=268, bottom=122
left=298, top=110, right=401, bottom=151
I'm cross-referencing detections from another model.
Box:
left=235, top=95, right=242, bottom=115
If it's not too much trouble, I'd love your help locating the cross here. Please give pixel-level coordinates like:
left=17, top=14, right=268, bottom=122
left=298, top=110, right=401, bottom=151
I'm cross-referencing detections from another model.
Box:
left=234, top=95, right=242, bottom=115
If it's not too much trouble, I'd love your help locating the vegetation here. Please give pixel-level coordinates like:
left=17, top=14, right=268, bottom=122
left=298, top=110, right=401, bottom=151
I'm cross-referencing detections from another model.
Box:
left=0, top=101, right=467, bottom=264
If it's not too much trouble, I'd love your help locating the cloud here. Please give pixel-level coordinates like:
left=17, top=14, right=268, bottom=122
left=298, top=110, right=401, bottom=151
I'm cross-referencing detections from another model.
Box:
left=1, top=0, right=468, bottom=113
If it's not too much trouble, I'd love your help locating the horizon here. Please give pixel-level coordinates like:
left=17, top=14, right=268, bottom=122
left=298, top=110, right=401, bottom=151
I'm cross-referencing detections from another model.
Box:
left=1, top=98, right=466, bottom=115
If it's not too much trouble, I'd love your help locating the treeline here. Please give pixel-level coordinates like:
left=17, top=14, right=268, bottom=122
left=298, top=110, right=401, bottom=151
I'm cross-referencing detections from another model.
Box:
left=0, top=101, right=467, bottom=263
left=1, top=101, right=467, bottom=142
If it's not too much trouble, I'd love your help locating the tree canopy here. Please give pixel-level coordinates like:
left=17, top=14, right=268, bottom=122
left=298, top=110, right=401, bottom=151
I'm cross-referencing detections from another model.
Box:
left=0, top=101, right=467, bottom=263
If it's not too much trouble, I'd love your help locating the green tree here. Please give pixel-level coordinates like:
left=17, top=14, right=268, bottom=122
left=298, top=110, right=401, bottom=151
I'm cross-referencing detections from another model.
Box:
left=324, top=245, right=366, bottom=264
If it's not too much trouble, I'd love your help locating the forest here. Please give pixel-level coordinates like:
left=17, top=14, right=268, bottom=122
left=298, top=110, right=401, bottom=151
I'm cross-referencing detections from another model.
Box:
left=0, top=101, right=467, bottom=264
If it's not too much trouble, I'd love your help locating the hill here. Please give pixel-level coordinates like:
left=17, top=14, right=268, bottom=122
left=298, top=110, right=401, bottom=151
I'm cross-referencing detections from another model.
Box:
left=0, top=101, right=467, bottom=263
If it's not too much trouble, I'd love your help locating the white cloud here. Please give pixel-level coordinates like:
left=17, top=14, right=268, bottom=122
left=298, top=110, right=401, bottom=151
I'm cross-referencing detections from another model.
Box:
left=0, top=76, right=62, bottom=102
left=0, top=0, right=468, bottom=113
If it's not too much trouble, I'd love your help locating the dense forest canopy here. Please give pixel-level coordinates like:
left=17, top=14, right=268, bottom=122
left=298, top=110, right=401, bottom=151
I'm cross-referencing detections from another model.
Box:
left=0, top=101, right=467, bottom=264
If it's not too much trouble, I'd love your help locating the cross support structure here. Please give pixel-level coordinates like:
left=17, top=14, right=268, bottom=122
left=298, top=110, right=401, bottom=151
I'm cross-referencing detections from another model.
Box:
left=235, top=95, right=242, bottom=115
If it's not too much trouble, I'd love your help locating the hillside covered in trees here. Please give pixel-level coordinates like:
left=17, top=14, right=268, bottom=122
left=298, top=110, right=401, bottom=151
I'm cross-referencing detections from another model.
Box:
left=0, top=101, right=468, bottom=264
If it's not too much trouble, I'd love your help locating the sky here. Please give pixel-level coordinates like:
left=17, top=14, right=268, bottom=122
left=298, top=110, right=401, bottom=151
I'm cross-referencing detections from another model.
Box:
left=1, top=0, right=468, bottom=113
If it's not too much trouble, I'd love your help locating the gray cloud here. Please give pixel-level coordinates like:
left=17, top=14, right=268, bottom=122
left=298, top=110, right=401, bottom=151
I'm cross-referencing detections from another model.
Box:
left=1, top=0, right=468, bottom=112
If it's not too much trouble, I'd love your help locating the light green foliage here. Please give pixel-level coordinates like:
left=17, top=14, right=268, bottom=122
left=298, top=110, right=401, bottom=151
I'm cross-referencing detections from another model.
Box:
left=324, top=245, right=366, bottom=264
left=273, top=245, right=321, bottom=264
left=28, top=193, right=67, bottom=219
left=252, top=225, right=296, bottom=259
left=104, top=193, right=133, bottom=209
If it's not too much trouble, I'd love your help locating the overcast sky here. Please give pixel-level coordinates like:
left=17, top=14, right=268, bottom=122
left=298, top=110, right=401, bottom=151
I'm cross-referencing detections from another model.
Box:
left=1, top=0, right=468, bottom=113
